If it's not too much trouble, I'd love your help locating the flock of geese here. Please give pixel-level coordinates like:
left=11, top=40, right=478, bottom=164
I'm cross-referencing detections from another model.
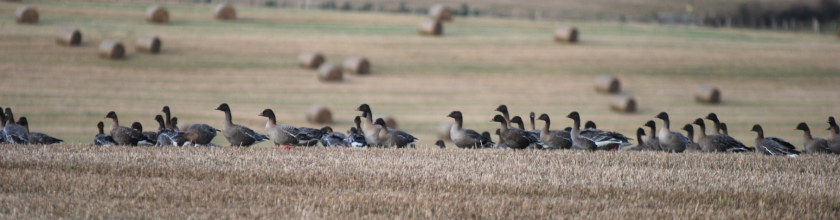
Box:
left=2, top=103, right=839, bottom=157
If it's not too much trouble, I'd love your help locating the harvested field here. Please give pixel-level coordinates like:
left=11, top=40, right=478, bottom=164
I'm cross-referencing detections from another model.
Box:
left=1, top=145, right=839, bottom=218
left=0, top=1, right=839, bottom=217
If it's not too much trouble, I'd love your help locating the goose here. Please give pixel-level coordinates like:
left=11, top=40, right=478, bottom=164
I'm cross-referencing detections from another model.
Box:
left=528, top=112, right=537, bottom=131
left=491, top=114, right=536, bottom=150
left=565, top=112, right=597, bottom=151
left=642, top=120, right=661, bottom=151
left=481, top=131, right=492, bottom=142
left=131, top=122, right=157, bottom=146
left=826, top=116, right=840, bottom=153
left=320, top=126, right=349, bottom=147
left=435, top=140, right=446, bottom=149
left=493, top=129, right=510, bottom=149
left=704, top=113, right=725, bottom=135
left=496, top=106, right=542, bottom=148
left=626, top=128, right=649, bottom=151
left=0, top=107, right=6, bottom=144
left=509, top=116, right=541, bottom=149
left=374, top=118, right=418, bottom=148
left=154, top=115, right=182, bottom=146
left=794, top=122, right=834, bottom=154
left=94, top=121, right=117, bottom=146
left=215, top=103, right=269, bottom=147
left=345, top=115, right=368, bottom=148
left=692, top=118, right=746, bottom=152
left=494, top=105, right=512, bottom=126
left=719, top=123, right=729, bottom=136
left=104, top=111, right=152, bottom=146
left=564, top=127, right=572, bottom=132
left=579, top=122, right=632, bottom=151
left=681, top=124, right=701, bottom=152
left=584, top=121, right=597, bottom=130
left=162, top=106, right=173, bottom=128
left=447, top=111, right=494, bottom=148
left=355, top=104, right=384, bottom=147
left=3, top=108, right=29, bottom=145
left=16, top=117, right=63, bottom=145
left=176, top=123, right=219, bottom=147
left=296, top=126, right=324, bottom=147
left=536, top=113, right=572, bottom=150
left=750, top=124, right=800, bottom=157
left=653, top=112, right=688, bottom=153
left=258, top=109, right=303, bottom=149
left=563, top=112, right=631, bottom=151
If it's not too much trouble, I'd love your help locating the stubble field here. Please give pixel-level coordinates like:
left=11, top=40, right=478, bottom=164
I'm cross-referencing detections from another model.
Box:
left=1, top=1, right=840, bottom=218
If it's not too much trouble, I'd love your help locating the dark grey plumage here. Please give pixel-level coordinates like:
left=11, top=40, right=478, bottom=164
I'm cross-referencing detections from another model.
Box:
left=297, top=127, right=324, bottom=147
left=681, top=124, right=702, bottom=152
left=320, top=126, right=349, bottom=147
left=566, top=112, right=597, bottom=151
left=177, top=123, right=219, bottom=147
left=435, top=140, right=446, bottom=149
left=94, top=121, right=117, bottom=146
left=17, top=117, right=63, bottom=145
left=216, top=103, right=269, bottom=147
left=826, top=116, right=840, bottom=153
left=131, top=122, right=157, bottom=146
left=693, top=118, right=746, bottom=152
left=448, top=111, right=494, bottom=149
left=3, top=108, right=29, bottom=145
left=751, top=124, right=800, bottom=157
left=642, top=120, right=662, bottom=151
left=0, top=107, right=7, bottom=144
left=510, top=116, right=543, bottom=149
left=374, top=118, right=418, bottom=148
left=105, top=111, right=152, bottom=146
left=654, top=112, right=688, bottom=153
left=154, top=115, right=182, bottom=146
left=795, top=122, right=834, bottom=154
left=492, top=115, right=537, bottom=150
left=536, top=114, right=572, bottom=150
left=627, top=128, right=651, bottom=151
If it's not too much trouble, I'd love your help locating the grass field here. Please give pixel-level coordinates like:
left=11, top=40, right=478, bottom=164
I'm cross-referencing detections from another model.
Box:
left=1, top=1, right=840, bottom=218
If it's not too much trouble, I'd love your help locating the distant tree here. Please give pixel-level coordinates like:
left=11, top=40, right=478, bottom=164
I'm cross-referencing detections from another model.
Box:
left=360, top=2, right=374, bottom=11
left=340, top=1, right=353, bottom=11
left=265, top=0, right=277, bottom=7
left=458, top=3, right=469, bottom=17
left=398, top=2, right=410, bottom=13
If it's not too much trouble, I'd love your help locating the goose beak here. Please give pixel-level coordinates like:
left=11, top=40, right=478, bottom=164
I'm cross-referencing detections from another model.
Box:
left=654, top=115, right=659, bottom=118
left=355, top=108, right=360, bottom=111
left=258, top=113, right=263, bottom=116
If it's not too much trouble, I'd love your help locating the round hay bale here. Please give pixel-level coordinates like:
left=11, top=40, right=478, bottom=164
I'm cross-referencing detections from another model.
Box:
left=98, top=40, right=125, bottom=60
left=298, top=51, right=325, bottom=69
left=376, top=115, right=398, bottom=129
left=418, top=19, right=442, bottom=36
left=145, top=5, right=169, bottom=24
left=428, top=4, right=452, bottom=22
left=554, top=26, right=579, bottom=43
left=136, top=35, right=161, bottom=54
left=437, top=122, right=454, bottom=141
left=306, top=105, right=332, bottom=124
left=695, top=85, right=721, bottom=104
left=594, top=75, right=620, bottom=94
left=214, top=3, right=236, bottom=20
left=343, top=56, right=370, bottom=74
left=610, top=95, right=637, bottom=113
left=55, top=28, right=82, bottom=46
left=15, top=6, right=38, bottom=24
left=317, top=63, right=342, bottom=82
